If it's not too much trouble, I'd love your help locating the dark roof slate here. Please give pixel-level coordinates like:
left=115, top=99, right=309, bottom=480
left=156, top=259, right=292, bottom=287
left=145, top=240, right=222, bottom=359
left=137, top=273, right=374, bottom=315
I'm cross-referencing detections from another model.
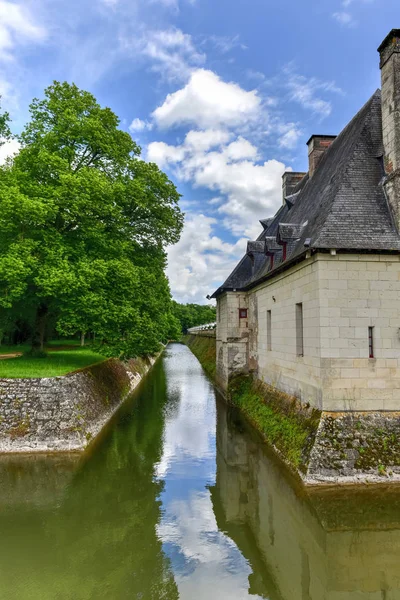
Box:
left=212, top=90, right=400, bottom=297
left=247, top=240, right=265, bottom=254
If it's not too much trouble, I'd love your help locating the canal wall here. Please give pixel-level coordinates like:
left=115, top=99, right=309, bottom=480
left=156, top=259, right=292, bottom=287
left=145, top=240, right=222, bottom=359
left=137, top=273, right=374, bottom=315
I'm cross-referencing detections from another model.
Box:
left=185, top=334, right=400, bottom=485
left=183, top=334, right=216, bottom=380
left=0, top=355, right=158, bottom=453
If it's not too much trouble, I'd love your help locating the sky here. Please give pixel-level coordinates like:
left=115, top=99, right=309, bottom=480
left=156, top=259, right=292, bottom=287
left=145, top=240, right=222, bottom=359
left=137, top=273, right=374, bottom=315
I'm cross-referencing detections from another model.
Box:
left=0, top=0, right=397, bottom=303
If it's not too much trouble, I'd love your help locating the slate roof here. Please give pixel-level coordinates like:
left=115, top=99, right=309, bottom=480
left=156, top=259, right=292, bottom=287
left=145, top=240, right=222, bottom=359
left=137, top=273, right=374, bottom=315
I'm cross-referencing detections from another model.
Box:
left=212, top=90, right=400, bottom=298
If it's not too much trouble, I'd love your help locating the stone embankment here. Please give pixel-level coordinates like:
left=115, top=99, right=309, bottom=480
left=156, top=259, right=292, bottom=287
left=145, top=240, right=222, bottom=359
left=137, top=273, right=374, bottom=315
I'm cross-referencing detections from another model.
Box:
left=185, top=334, right=400, bottom=486
left=0, top=356, right=158, bottom=453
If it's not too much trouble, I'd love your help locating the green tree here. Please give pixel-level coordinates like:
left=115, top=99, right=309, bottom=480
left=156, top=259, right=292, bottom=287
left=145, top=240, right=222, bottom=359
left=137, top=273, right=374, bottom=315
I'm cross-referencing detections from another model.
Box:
left=172, top=301, right=216, bottom=334
left=0, top=82, right=183, bottom=356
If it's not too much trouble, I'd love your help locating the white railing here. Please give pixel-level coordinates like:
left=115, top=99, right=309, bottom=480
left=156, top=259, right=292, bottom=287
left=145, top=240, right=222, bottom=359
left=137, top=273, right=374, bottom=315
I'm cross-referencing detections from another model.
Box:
left=187, top=322, right=216, bottom=337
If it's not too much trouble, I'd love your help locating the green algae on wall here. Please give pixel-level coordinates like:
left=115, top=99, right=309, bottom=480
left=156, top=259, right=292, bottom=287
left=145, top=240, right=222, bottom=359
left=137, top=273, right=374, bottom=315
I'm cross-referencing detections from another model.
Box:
left=228, top=375, right=321, bottom=472
left=183, top=335, right=216, bottom=380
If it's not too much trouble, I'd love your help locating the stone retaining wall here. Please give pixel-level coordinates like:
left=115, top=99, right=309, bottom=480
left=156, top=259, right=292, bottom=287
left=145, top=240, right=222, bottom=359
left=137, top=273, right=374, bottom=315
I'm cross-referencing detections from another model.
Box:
left=0, top=355, right=158, bottom=453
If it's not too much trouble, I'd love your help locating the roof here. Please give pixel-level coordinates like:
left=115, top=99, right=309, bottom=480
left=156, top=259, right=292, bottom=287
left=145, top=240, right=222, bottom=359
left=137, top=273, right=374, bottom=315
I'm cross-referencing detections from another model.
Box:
left=212, top=90, right=400, bottom=298
left=306, top=134, right=337, bottom=146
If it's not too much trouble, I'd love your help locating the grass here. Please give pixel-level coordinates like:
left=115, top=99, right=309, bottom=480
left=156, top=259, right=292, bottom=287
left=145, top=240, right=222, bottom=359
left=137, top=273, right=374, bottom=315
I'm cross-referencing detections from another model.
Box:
left=228, top=375, right=321, bottom=471
left=183, top=334, right=216, bottom=379
left=0, top=345, right=106, bottom=378
left=0, top=344, right=32, bottom=355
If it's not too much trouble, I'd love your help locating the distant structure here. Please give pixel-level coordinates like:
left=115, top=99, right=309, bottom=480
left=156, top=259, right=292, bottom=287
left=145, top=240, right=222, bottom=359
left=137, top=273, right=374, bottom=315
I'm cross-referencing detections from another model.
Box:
left=212, top=30, right=400, bottom=412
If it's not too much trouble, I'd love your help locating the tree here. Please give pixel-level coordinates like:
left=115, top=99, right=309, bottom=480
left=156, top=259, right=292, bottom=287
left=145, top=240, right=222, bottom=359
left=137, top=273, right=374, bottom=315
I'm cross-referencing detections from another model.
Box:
left=0, top=82, right=183, bottom=356
left=171, top=301, right=216, bottom=334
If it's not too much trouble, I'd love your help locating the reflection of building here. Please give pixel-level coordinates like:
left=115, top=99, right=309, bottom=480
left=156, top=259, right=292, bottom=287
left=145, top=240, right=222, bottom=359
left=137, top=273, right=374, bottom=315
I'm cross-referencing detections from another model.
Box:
left=212, top=400, right=400, bottom=599
left=212, top=30, right=400, bottom=414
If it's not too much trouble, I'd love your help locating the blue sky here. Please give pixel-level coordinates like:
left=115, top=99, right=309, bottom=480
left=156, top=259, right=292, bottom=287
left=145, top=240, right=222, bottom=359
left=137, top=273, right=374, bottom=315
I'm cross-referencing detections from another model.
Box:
left=0, top=0, right=397, bottom=302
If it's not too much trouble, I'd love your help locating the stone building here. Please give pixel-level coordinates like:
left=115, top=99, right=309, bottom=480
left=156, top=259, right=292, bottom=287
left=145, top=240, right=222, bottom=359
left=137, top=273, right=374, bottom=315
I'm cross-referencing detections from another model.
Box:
left=212, top=29, right=400, bottom=412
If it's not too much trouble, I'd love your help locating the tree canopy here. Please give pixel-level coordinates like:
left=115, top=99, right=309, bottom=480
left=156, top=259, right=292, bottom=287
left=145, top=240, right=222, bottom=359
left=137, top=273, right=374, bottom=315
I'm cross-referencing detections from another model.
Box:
left=171, top=302, right=216, bottom=334
left=0, top=82, right=183, bottom=357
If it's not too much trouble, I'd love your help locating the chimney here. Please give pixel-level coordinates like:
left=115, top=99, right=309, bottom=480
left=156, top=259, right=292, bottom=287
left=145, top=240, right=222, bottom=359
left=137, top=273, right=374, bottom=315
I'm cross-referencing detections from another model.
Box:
left=307, top=135, right=336, bottom=177
left=378, top=29, right=400, bottom=230
left=282, top=171, right=306, bottom=205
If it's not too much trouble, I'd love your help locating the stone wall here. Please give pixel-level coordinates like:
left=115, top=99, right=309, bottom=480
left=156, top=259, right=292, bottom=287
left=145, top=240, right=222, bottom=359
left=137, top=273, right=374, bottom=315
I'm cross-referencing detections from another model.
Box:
left=216, top=291, right=249, bottom=390
left=318, top=254, right=400, bottom=411
left=253, top=256, right=322, bottom=408
left=0, top=355, right=158, bottom=453
left=217, top=252, right=400, bottom=412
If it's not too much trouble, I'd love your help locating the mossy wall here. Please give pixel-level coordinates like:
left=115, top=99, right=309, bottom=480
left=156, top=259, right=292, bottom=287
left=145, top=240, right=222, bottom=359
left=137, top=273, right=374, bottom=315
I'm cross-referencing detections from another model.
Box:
left=228, top=375, right=321, bottom=472
left=0, top=356, right=157, bottom=453
left=183, top=335, right=216, bottom=380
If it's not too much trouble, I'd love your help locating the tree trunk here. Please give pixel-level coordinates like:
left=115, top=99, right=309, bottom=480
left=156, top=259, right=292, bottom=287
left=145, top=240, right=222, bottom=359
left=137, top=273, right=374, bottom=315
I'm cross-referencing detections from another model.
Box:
left=32, top=303, right=48, bottom=352
left=80, top=332, right=85, bottom=347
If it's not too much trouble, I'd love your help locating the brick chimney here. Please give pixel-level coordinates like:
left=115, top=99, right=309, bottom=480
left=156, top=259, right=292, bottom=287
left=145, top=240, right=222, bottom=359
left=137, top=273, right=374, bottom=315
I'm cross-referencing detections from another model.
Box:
left=282, top=171, right=306, bottom=205
left=307, top=135, right=336, bottom=177
left=378, top=29, right=400, bottom=230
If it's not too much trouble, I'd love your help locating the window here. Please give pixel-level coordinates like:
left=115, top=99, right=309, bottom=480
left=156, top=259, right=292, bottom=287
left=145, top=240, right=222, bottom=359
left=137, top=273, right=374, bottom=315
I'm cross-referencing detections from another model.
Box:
left=239, top=308, right=248, bottom=319
left=368, top=326, right=374, bottom=358
left=296, top=303, right=304, bottom=357
left=267, top=310, right=272, bottom=351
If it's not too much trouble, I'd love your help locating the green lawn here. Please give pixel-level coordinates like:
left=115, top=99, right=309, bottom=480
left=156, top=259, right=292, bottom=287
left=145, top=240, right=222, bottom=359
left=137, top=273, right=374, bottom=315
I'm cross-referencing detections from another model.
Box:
left=0, top=347, right=106, bottom=378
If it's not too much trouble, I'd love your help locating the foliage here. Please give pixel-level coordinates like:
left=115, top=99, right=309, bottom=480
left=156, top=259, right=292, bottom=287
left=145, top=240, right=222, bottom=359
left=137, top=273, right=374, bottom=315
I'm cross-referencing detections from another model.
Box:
left=0, top=83, right=183, bottom=357
left=172, top=301, right=216, bottom=334
left=228, top=375, right=321, bottom=470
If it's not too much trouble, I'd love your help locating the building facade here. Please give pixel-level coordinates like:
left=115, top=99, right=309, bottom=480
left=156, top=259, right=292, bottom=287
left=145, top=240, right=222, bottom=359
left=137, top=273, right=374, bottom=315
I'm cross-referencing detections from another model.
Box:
left=213, top=29, right=400, bottom=413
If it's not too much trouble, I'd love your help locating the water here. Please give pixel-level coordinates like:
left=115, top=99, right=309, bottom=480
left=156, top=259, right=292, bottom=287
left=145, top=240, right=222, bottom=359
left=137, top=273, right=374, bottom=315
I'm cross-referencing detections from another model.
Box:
left=1, top=342, right=400, bottom=599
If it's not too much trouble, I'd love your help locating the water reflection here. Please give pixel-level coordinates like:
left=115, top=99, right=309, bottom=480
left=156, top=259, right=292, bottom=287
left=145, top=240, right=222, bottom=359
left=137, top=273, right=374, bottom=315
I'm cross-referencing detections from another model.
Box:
left=0, top=357, right=178, bottom=600
left=156, top=343, right=263, bottom=600
left=1, top=343, right=400, bottom=599
left=214, top=400, right=400, bottom=599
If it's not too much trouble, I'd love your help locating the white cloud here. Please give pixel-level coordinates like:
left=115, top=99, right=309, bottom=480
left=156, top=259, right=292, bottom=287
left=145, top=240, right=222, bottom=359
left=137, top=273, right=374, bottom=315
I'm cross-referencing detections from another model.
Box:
left=152, top=69, right=261, bottom=129
left=332, top=0, right=375, bottom=26
left=149, top=131, right=285, bottom=239
left=138, top=28, right=205, bottom=81
left=332, top=11, right=355, bottom=26
left=0, top=138, right=20, bottom=164
left=167, top=213, right=246, bottom=303
left=147, top=140, right=186, bottom=167
left=283, top=64, right=343, bottom=118
left=129, top=117, right=153, bottom=132
left=184, top=129, right=231, bottom=151
left=278, top=124, right=302, bottom=149
left=0, top=1, right=46, bottom=61
left=205, top=34, right=247, bottom=54
left=223, top=136, right=258, bottom=161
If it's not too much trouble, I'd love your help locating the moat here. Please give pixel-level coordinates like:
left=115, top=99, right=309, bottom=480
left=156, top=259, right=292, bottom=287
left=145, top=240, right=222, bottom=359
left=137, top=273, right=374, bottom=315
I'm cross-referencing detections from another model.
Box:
left=2, top=343, right=400, bottom=599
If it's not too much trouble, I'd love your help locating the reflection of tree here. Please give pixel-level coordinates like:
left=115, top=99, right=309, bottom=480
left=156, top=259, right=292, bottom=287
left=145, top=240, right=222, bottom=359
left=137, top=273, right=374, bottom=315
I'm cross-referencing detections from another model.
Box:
left=0, top=357, right=179, bottom=600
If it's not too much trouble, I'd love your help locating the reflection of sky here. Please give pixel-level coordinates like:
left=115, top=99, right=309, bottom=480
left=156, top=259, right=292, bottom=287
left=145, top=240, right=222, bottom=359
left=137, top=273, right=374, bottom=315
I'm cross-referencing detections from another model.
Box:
left=155, top=345, right=264, bottom=600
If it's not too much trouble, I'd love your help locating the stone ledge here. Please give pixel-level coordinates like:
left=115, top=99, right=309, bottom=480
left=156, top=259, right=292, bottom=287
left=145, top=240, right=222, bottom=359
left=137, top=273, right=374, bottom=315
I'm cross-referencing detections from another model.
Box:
left=0, top=354, right=160, bottom=454
left=306, top=410, right=400, bottom=485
